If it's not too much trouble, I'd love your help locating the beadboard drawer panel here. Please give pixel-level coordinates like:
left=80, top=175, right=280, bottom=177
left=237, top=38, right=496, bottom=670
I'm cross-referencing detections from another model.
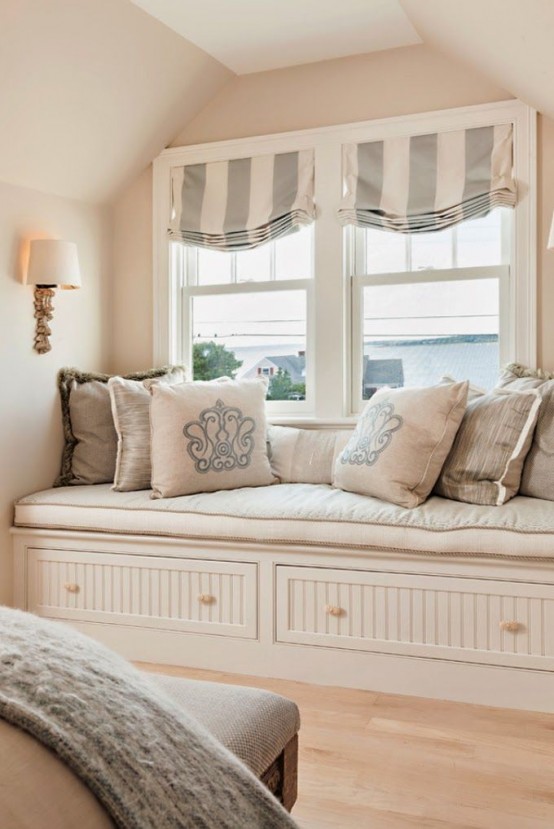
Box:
left=275, top=566, right=554, bottom=669
left=27, top=549, right=257, bottom=639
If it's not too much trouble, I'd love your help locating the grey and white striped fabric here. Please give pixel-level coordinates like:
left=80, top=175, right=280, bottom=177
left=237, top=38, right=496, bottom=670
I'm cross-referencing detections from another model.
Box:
left=435, top=388, right=542, bottom=506
left=169, top=149, right=315, bottom=251
left=338, top=124, right=516, bottom=233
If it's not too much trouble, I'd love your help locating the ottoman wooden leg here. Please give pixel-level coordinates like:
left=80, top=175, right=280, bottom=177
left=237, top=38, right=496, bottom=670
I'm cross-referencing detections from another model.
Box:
left=260, top=734, right=298, bottom=812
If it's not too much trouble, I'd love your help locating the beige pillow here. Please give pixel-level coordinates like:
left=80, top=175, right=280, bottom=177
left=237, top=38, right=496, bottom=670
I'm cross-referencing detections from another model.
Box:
left=55, top=366, right=175, bottom=487
left=495, top=363, right=554, bottom=501
left=435, top=387, right=542, bottom=506
left=150, top=378, right=276, bottom=498
left=268, top=426, right=353, bottom=484
left=439, top=374, right=486, bottom=402
left=333, top=382, right=469, bottom=508
left=109, top=368, right=186, bottom=492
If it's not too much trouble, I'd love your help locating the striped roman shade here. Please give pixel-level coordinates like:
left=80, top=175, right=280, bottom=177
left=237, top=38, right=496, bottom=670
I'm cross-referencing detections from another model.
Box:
left=338, top=124, right=516, bottom=233
left=169, top=149, right=315, bottom=251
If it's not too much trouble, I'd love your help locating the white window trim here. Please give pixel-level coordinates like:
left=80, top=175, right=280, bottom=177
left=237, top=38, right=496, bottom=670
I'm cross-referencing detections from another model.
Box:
left=153, top=99, right=537, bottom=424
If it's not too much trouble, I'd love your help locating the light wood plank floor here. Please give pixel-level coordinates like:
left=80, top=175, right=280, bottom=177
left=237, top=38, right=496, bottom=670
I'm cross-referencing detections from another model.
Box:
left=138, top=663, right=554, bottom=829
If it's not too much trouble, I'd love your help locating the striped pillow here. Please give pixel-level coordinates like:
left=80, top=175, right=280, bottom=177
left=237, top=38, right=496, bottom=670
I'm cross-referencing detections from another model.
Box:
left=435, top=388, right=542, bottom=506
left=109, top=368, right=186, bottom=492
left=496, top=364, right=554, bottom=501
left=268, top=426, right=352, bottom=484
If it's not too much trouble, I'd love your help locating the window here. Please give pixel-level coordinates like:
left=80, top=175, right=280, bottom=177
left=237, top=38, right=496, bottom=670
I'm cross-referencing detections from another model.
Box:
left=351, top=210, right=511, bottom=407
left=172, top=226, right=313, bottom=412
left=155, top=101, right=536, bottom=421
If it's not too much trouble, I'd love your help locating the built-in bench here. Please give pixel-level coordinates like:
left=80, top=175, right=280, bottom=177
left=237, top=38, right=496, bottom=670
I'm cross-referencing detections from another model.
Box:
left=12, top=483, right=554, bottom=713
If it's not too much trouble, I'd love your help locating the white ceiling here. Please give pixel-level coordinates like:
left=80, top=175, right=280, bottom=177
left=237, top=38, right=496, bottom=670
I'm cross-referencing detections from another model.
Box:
left=129, top=0, right=422, bottom=75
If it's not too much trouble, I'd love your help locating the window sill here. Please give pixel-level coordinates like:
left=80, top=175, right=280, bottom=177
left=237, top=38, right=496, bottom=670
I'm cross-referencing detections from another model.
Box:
left=268, top=416, right=357, bottom=429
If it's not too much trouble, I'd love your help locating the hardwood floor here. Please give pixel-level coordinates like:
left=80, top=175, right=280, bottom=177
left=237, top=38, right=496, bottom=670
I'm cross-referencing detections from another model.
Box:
left=138, top=662, right=554, bottom=828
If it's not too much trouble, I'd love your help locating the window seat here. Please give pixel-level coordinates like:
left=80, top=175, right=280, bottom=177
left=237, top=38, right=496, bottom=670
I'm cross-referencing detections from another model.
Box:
left=14, top=483, right=554, bottom=561
left=12, top=483, right=554, bottom=714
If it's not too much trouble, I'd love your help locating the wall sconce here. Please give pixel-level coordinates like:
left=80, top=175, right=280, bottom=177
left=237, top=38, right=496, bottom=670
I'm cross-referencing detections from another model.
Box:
left=26, top=240, right=81, bottom=354
left=548, top=213, right=554, bottom=250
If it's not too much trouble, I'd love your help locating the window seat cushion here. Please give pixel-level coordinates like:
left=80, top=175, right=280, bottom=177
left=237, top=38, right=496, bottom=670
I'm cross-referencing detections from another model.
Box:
left=14, top=483, right=554, bottom=562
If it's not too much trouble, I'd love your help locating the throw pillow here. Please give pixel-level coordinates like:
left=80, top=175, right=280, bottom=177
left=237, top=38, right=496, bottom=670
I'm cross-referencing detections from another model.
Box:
left=439, top=374, right=486, bottom=402
left=495, top=363, right=554, bottom=501
left=435, top=387, right=542, bottom=506
left=268, top=426, right=353, bottom=484
left=150, top=378, right=276, bottom=498
left=55, top=367, right=178, bottom=486
left=333, top=382, right=469, bottom=509
left=109, top=368, right=186, bottom=492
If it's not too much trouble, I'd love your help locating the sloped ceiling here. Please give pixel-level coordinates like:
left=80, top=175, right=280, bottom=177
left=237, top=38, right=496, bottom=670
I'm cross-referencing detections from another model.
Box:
left=129, top=0, right=421, bottom=74
left=2, top=0, right=553, bottom=206
left=0, top=0, right=232, bottom=204
left=400, top=0, right=554, bottom=119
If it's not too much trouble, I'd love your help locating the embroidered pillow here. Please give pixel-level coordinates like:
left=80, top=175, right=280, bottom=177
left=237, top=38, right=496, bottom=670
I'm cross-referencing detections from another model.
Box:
left=55, top=366, right=177, bottom=487
left=109, top=368, right=186, bottom=492
left=268, top=426, right=353, bottom=484
left=150, top=378, right=276, bottom=498
left=435, top=387, right=542, bottom=506
left=333, top=382, right=469, bottom=508
left=495, top=363, right=554, bottom=501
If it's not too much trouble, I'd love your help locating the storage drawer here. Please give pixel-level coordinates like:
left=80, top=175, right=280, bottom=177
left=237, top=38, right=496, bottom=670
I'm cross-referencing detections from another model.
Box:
left=276, top=565, right=554, bottom=669
left=28, top=549, right=257, bottom=639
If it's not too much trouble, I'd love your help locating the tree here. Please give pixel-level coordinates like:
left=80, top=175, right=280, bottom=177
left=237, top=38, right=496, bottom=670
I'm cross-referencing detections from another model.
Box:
left=193, top=342, right=243, bottom=381
left=267, top=368, right=306, bottom=401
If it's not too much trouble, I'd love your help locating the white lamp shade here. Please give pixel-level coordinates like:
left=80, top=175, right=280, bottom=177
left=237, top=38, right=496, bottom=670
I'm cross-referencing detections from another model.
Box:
left=548, top=213, right=554, bottom=250
left=27, top=240, right=81, bottom=289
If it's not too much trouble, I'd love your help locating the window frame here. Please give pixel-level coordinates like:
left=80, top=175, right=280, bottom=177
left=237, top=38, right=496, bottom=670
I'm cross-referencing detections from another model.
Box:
left=175, top=231, right=314, bottom=414
left=153, top=99, right=536, bottom=424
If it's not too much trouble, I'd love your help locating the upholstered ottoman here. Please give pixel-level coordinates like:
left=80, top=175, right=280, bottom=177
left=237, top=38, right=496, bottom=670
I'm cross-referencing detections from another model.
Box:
left=151, top=675, right=300, bottom=811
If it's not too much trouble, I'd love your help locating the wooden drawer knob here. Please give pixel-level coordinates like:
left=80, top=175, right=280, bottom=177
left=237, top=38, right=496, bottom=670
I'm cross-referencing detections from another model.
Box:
left=499, top=620, right=521, bottom=633
left=63, top=583, right=80, bottom=594
left=325, top=604, right=344, bottom=617
left=198, top=593, right=216, bottom=605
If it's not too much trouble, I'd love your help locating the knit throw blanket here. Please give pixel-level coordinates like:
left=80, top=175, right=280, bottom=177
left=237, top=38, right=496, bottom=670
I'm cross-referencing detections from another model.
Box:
left=0, top=607, right=297, bottom=829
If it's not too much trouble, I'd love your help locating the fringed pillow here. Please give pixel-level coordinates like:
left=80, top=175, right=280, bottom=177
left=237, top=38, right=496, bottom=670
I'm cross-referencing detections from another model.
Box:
left=56, top=366, right=182, bottom=487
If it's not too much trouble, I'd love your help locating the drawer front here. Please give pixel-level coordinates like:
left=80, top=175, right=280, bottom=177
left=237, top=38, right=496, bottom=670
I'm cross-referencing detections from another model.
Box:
left=276, top=565, right=554, bottom=669
left=28, top=549, right=257, bottom=639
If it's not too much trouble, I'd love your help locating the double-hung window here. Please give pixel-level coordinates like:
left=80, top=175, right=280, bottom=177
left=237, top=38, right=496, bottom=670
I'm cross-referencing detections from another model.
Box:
left=350, top=209, right=511, bottom=408
left=154, top=100, right=536, bottom=422
left=172, top=226, right=313, bottom=414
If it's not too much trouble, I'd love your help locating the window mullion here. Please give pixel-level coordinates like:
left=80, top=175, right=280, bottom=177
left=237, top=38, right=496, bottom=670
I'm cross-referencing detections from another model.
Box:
left=270, top=241, right=277, bottom=281
left=312, top=142, right=345, bottom=419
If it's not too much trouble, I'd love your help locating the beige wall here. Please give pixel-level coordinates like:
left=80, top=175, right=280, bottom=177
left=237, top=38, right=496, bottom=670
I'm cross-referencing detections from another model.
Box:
left=0, top=0, right=232, bottom=204
left=537, top=115, right=554, bottom=368
left=112, top=167, right=155, bottom=372
left=0, top=180, right=111, bottom=604
left=173, top=45, right=510, bottom=146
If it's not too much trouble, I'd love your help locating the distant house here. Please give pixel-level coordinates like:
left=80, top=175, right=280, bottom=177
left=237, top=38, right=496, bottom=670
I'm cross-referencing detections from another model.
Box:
left=363, top=334, right=498, bottom=391
left=245, top=352, right=306, bottom=384
left=238, top=334, right=499, bottom=397
left=363, top=358, right=404, bottom=399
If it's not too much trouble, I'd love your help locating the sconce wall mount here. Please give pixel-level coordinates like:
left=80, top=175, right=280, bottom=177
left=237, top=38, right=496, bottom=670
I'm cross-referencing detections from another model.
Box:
left=26, top=240, right=81, bottom=355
